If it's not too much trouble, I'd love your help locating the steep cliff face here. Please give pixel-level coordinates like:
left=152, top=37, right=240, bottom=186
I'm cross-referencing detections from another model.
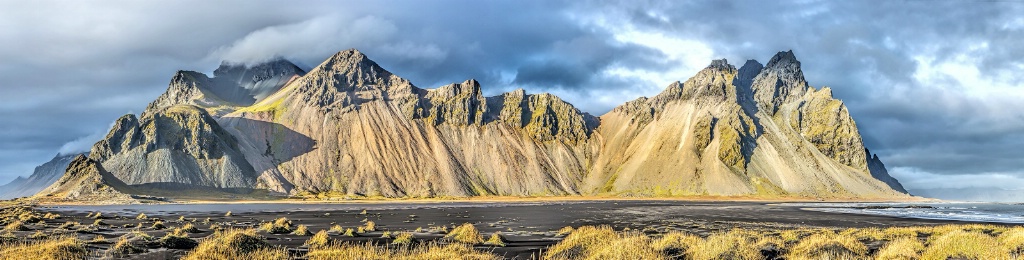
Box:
left=220, top=49, right=596, bottom=197
left=35, top=48, right=907, bottom=200
left=587, top=52, right=902, bottom=198
left=866, top=149, right=908, bottom=193
left=89, top=105, right=258, bottom=190
left=0, top=153, right=80, bottom=199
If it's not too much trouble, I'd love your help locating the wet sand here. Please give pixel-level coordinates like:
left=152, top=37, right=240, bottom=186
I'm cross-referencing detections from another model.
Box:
left=27, top=200, right=1014, bottom=259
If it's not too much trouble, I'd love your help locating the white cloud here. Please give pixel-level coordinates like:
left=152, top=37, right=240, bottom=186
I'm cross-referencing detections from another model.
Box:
left=891, top=166, right=1024, bottom=190
left=57, top=130, right=107, bottom=155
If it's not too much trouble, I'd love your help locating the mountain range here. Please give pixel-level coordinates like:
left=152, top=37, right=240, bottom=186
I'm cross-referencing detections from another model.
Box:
left=0, top=49, right=909, bottom=202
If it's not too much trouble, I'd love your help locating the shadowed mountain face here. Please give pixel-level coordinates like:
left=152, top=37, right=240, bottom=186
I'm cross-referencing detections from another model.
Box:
left=33, top=48, right=907, bottom=201
left=0, top=153, right=80, bottom=199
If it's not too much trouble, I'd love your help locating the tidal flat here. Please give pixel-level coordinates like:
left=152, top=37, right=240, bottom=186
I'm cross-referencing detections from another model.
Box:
left=2, top=200, right=1022, bottom=259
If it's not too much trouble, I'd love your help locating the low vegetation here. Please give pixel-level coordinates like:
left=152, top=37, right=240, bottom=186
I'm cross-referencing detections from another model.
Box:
left=445, top=223, right=483, bottom=244
left=8, top=204, right=1024, bottom=260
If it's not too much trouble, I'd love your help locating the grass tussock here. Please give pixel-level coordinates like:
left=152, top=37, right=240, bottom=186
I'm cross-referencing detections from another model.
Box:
left=259, top=217, right=293, bottom=234
left=393, top=232, right=413, bottom=245
left=136, top=213, right=148, bottom=220
left=875, top=237, right=924, bottom=260
left=5, top=220, right=29, bottom=231
left=57, top=221, right=79, bottom=230
left=544, top=225, right=617, bottom=259
left=108, top=236, right=146, bottom=257
left=183, top=228, right=288, bottom=260
left=306, top=242, right=500, bottom=260
left=306, top=230, right=330, bottom=249
left=652, top=232, right=702, bottom=259
left=181, top=222, right=200, bottom=233
left=689, top=229, right=763, bottom=260
left=0, top=236, right=88, bottom=259
left=364, top=220, right=376, bottom=232
left=445, top=223, right=483, bottom=244
left=921, top=230, right=1001, bottom=260
left=293, top=224, right=313, bottom=236
left=329, top=224, right=344, bottom=233
left=161, top=228, right=198, bottom=249
left=787, top=230, right=868, bottom=260
left=29, top=230, right=49, bottom=239
left=484, top=232, right=506, bottom=247
left=152, top=220, right=167, bottom=230
left=998, top=227, right=1024, bottom=258
left=556, top=226, right=574, bottom=237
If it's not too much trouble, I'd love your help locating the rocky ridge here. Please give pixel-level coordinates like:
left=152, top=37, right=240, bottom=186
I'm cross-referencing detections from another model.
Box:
left=31, top=48, right=908, bottom=201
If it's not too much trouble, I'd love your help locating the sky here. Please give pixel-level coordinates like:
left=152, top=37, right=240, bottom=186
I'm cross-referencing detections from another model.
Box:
left=1, top=0, right=1022, bottom=200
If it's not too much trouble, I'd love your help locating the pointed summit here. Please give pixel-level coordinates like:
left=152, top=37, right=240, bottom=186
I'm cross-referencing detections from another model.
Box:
left=750, top=50, right=810, bottom=113
left=766, top=50, right=799, bottom=68
left=707, top=59, right=734, bottom=70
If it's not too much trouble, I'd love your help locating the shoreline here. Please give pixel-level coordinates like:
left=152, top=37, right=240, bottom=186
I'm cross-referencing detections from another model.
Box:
left=19, top=194, right=937, bottom=206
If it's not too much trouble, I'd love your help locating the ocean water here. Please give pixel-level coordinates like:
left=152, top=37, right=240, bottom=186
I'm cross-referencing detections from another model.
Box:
left=789, top=202, right=1024, bottom=224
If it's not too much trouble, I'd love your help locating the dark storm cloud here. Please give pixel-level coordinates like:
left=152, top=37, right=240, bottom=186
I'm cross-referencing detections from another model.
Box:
left=1, top=1, right=1022, bottom=198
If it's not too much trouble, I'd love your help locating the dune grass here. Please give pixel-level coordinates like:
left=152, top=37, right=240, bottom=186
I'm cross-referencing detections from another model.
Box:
left=445, top=223, right=483, bottom=244
left=259, top=217, right=293, bottom=234
left=182, top=228, right=288, bottom=260
left=0, top=236, right=88, bottom=260
left=921, top=230, right=1002, bottom=260
left=8, top=212, right=1024, bottom=260
left=306, top=242, right=500, bottom=260
left=107, top=236, right=145, bottom=257
left=875, top=237, right=924, bottom=260
left=306, top=230, right=330, bottom=249
left=787, top=230, right=868, bottom=260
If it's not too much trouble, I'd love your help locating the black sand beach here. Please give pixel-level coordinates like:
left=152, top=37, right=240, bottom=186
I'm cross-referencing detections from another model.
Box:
left=17, top=200, right=1012, bottom=259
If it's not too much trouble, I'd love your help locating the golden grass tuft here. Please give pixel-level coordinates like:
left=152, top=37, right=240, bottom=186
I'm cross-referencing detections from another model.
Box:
left=183, top=228, right=287, bottom=260
left=364, top=220, right=376, bottom=232
left=90, top=235, right=107, bottom=244
left=875, top=237, right=924, bottom=260
left=293, top=224, right=313, bottom=236
left=108, top=236, right=145, bottom=257
left=544, top=225, right=618, bottom=259
left=181, top=222, right=200, bottom=233
left=0, top=236, right=88, bottom=259
left=307, top=242, right=500, bottom=260
left=484, top=232, right=506, bottom=247
left=787, top=230, right=867, bottom=260
left=152, top=220, right=166, bottom=230
left=161, top=228, right=198, bottom=249
left=652, top=232, right=703, bottom=259
left=259, top=217, right=294, bottom=234
left=921, top=230, right=1002, bottom=260
left=224, top=211, right=232, bottom=217
left=393, top=232, right=413, bottom=245
left=136, top=213, right=148, bottom=220
left=343, top=228, right=355, bottom=237
left=585, top=232, right=663, bottom=260
left=688, top=229, right=763, bottom=260
left=556, top=226, right=574, bottom=237
left=306, top=230, right=330, bottom=249
left=29, top=230, right=49, bottom=239
left=445, top=223, right=483, bottom=244
left=998, top=227, right=1024, bottom=258
left=57, top=221, right=78, bottom=230
left=18, top=212, right=40, bottom=223
left=329, top=224, right=344, bottom=233
left=5, top=220, right=29, bottom=231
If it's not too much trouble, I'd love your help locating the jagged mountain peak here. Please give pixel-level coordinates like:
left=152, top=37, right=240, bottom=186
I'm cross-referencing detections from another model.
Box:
left=708, top=59, right=735, bottom=71
left=766, top=50, right=799, bottom=68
